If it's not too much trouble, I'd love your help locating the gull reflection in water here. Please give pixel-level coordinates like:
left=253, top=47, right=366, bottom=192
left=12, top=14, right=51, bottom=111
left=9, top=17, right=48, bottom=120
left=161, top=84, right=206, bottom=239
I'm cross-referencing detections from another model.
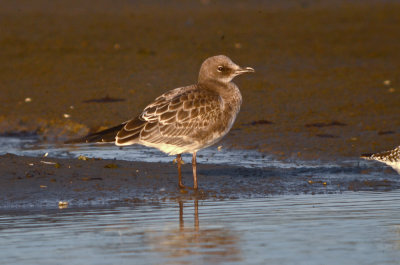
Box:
left=147, top=199, right=242, bottom=264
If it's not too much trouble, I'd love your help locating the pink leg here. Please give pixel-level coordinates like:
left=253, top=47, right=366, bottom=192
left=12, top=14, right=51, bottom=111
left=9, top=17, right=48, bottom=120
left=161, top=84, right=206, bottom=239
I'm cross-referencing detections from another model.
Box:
left=192, top=152, right=198, bottom=190
left=176, top=154, right=185, bottom=189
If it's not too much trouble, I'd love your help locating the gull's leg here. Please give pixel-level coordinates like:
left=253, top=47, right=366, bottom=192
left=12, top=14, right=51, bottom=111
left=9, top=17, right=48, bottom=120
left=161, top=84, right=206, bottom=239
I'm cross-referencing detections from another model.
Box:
left=192, top=152, right=198, bottom=190
left=176, top=154, right=185, bottom=189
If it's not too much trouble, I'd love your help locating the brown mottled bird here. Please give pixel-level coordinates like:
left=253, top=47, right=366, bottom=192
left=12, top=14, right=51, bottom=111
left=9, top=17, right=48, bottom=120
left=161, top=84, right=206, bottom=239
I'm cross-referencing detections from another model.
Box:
left=361, top=146, right=400, bottom=174
left=78, top=55, right=254, bottom=189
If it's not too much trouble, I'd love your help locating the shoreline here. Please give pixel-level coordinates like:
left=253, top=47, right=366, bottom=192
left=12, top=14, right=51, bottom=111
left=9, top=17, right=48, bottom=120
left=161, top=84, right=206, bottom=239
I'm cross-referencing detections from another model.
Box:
left=1, top=153, right=399, bottom=210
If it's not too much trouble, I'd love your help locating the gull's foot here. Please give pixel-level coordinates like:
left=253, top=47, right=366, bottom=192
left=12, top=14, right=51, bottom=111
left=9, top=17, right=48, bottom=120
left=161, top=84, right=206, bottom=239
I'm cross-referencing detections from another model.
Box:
left=178, top=183, right=199, bottom=190
left=173, top=158, right=185, bottom=165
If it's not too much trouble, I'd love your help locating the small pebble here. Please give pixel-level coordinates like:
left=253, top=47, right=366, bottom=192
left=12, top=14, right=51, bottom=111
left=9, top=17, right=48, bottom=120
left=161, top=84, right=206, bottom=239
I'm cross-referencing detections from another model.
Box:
left=58, top=201, right=69, bottom=209
left=234, top=43, right=242, bottom=49
left=63, top=114, right=70, bottom=118
left=24, top=97, right=32, bottom=102
left=383, top=80, right=391, bottom=86
left=40, top=160, right=56, bottom=165
left=78, top=155, right=89, bottom=161
left=104, top=163, right=118, bottom=168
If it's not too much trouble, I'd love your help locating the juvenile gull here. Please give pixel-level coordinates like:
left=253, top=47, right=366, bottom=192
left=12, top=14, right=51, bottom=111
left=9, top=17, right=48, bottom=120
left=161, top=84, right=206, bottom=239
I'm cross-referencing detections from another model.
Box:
left=361, top=146, right=400, bottom=174
left=80, top=55, right=255, bottom=189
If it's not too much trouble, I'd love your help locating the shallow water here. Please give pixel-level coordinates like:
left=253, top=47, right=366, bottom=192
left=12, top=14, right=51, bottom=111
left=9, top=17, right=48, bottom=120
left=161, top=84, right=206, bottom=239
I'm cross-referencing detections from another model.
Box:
left=1, top=137, right=400, bottom=264
left=1, top=191, right=400, bottom=265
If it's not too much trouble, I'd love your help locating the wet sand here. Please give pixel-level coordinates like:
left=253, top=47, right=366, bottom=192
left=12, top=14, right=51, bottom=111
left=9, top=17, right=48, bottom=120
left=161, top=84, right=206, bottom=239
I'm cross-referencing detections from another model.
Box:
left=0, top=0, right=399, bottom=160
left=1, top=153, right=399, bottom=208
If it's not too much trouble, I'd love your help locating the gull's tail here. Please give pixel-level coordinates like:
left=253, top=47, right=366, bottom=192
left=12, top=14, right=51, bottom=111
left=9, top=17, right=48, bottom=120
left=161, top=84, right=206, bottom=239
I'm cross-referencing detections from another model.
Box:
left=65, top=123, right=126, bottom=144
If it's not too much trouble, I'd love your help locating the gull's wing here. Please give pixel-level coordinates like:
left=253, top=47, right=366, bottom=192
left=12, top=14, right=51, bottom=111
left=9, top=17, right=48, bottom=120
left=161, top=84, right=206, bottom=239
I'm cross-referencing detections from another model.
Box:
left=116, top=85, right=223, bottom=148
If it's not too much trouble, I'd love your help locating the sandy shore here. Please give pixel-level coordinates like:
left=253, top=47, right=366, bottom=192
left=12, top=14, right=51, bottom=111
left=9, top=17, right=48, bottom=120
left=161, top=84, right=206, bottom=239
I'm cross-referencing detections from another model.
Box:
left=1, top=153, right=399, bottom=208
left=1, top=1, right=400, bottom=208
left=0, top=0, right=399, bottom=160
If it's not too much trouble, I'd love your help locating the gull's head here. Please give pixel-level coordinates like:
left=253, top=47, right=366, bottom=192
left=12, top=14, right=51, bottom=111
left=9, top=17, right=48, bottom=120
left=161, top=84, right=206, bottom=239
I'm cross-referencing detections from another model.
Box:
left=198, top=55, right=255, bottom=84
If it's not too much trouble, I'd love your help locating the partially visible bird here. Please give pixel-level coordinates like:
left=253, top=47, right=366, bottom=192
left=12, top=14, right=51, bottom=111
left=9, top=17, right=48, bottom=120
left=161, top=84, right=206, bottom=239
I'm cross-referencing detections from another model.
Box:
left=361, top=145, right=400, bottom=174
left=74, top=55, right=255, bottom=189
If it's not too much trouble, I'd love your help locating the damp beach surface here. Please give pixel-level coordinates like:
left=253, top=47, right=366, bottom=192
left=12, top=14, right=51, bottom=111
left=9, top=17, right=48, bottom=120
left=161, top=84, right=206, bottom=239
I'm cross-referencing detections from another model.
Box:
left=1, top=0, right=400, bottom=264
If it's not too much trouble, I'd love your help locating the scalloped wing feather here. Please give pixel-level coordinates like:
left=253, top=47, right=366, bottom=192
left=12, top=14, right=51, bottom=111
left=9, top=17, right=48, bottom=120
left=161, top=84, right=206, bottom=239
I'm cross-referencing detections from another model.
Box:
left=116, top=85, right=224, bottom=152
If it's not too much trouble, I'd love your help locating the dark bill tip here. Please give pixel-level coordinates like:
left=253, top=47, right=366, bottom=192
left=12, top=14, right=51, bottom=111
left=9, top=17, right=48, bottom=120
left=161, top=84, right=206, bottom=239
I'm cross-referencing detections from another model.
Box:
left=235, top=66, right=255, bottom=74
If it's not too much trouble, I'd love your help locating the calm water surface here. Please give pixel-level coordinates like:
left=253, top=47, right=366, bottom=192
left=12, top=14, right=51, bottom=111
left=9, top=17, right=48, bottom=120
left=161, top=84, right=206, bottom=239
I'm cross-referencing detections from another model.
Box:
left=1, top=191, right=400, bottom=265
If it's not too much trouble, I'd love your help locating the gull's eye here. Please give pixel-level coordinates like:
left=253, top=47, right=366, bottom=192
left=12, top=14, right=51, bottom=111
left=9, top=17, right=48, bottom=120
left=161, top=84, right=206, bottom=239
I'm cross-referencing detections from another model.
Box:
left=217, top=66, right=224, bottom=72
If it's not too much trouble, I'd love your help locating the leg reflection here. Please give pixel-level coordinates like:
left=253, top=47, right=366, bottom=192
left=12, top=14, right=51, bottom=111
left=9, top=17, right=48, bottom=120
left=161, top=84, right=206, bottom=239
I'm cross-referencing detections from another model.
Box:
left=178, top=199, right=199, bottom=232
left=179, top=200, right=184, bottom=230
left=194, top=199, right=199, bottom=232
left=151, top=199, right=241, bottom=262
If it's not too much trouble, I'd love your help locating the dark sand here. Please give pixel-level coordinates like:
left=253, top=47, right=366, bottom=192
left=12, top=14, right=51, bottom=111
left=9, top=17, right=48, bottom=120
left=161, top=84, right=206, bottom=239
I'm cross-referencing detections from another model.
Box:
left=1, top=1, right=400, bottom=208
left=1, top=153, right=399, bottom=208
left=0, top=0, right=399, bottom=160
